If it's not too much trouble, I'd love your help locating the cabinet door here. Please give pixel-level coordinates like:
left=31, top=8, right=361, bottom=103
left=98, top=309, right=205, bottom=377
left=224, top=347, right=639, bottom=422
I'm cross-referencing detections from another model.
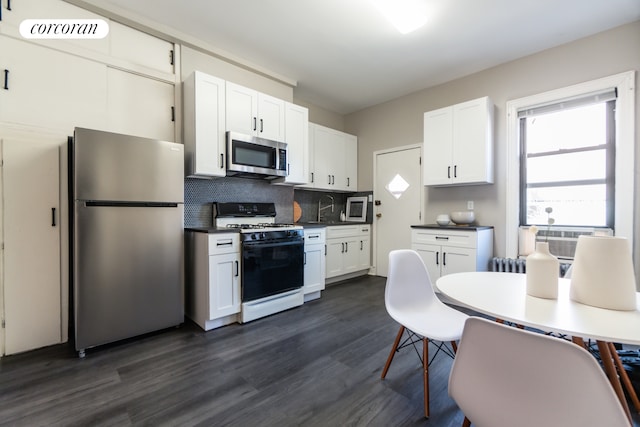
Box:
left=312, top=125, right=339, bottom=189
left=441, top=247, right=477, bottom=276
left=226, top=82, right=258, bottom=135
left=106, top=68, right=175, bottom=141
left=0, top=35, right=107, bottom=132
left=209, top=252, right=240, bottom=319
left=414, top=243, right=442, bottom=284
left=257, top=93, right=285, bottom=142
left=325, top=239, right=344, bottom=278
left=109, top=21, right=174, bottom=74
left=183, top=71, right=226, bottom=177
left=358, top=235, right=371, bottom=270
left=452, top=97, right=493, bottom=184
left=342, top=237, right=360, bottom=274
left=423, top=106, right=453, bottom=186
left=343, top=133, right=358, bottom=191
left=303, top=243, right=325, bottom=294
left=282, top=102, right=308, bottom=184
left=2, top=137, right=62, bottom=355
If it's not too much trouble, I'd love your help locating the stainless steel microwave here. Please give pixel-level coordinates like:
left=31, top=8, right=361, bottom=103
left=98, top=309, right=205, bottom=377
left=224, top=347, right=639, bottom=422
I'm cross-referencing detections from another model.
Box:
left=226, top=131, right=287, bottom=179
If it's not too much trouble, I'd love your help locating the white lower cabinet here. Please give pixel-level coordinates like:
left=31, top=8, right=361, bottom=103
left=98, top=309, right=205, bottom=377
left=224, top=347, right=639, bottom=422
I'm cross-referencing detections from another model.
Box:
left=303, top=228, right=326, bottom=301
left=326, top=225, right=371, bottom=282
left=186, top=232, right=241, bottom=331
left=411, top=227, right=493, bottom=290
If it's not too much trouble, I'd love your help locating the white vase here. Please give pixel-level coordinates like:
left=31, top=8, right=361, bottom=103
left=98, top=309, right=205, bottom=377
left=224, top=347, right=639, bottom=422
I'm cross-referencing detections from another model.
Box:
left=526, top=242, right=559, bottom=299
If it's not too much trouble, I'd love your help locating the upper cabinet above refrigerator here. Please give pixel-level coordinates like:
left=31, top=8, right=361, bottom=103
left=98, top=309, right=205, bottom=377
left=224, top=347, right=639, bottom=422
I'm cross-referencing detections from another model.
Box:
left=423, top=96, right=494, bottom=186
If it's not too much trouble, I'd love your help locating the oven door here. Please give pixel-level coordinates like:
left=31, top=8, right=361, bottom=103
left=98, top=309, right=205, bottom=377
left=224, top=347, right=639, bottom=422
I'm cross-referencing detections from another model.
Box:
left=242, top=238, right=304, bottom=302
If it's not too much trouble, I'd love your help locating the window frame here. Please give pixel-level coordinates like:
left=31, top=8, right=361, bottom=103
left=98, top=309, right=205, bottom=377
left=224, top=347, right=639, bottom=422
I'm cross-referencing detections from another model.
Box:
left=518, top=99, right=616, bottom=229
left=505, top=71, right=635, bottom=258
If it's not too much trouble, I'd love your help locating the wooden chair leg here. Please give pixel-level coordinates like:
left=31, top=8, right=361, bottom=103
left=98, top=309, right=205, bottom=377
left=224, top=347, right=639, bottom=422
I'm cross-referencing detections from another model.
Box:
left=451, top=340, right=458, bottom=353
left=462, top=416, right=471, bottom=427
left=608, top=342, right=640, bottom=413
left=423, top=337, right=430, bottom=418
left=381, top=326, right=405, bottom=379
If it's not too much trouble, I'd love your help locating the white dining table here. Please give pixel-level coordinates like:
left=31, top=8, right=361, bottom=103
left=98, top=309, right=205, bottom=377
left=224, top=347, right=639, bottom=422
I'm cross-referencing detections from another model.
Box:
left=436, top=271, right=640, bottom=420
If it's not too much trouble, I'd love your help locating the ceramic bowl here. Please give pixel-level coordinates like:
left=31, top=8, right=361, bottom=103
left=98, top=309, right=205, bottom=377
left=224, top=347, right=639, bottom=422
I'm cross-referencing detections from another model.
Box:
left=450, top=211, right=475, bottom=225
left=436, top=214, right=450, bottom=226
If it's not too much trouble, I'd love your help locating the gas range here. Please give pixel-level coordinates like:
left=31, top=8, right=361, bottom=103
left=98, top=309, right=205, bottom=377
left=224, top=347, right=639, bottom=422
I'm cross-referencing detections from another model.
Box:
left=212, top=202, right=305, bottom=323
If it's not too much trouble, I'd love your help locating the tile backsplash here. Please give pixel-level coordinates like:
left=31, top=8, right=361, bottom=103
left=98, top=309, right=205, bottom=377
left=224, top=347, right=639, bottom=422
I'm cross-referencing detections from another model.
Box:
left=185, top=177, right=373, bottom=228
left=184, top=177, right=294, bottom=227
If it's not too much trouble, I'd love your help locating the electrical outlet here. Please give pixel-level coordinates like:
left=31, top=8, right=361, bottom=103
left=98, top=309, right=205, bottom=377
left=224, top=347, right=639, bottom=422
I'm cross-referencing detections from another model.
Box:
left=467, top=201, right=474, bottom=210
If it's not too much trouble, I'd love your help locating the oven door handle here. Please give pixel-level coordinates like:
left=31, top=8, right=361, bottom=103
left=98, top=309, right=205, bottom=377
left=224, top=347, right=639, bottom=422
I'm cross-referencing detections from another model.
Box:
left=243, top=239, right=303, bottom=249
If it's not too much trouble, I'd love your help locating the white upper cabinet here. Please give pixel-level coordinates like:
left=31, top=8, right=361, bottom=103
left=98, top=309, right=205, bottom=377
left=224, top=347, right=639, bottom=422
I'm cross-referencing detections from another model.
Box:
left=226, top=81, right=285, bottom=142
left=281, top=102, right=309, bottom=184
left=0, top=35, right=107, bottom=132
left=306, top=123, right=358, bottom=192
left=107, top=68, right=175, bottom=142
left=109, top=21, right=175, bottom=75
left=423, top=96, right=494, bottom=186
left=183, top=71, right=226, bottom=177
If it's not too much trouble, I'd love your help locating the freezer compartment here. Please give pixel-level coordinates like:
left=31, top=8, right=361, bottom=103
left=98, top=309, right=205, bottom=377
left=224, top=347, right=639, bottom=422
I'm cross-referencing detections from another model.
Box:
left=73, top=202, right=184, bottom=352
left=72, top=128, right=184, bottom=203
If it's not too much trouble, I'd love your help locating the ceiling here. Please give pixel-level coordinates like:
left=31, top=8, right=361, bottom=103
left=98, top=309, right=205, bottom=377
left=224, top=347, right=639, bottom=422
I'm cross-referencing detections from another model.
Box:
left=95, top=0, right=640, bottom=115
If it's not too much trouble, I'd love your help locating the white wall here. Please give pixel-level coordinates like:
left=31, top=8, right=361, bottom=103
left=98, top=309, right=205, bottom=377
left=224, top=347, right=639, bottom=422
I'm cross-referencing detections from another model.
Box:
left=341, top=21, right=640, bottom=270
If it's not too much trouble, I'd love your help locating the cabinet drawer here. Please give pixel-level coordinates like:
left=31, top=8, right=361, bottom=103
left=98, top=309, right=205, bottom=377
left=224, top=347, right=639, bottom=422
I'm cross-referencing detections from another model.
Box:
left=411, top=229, right=477, bottom=249
left=304, top=228, right=326, bottom=245
left=208, top=233, right=239, bottom=255
left=327, top=225, right=370, bottom=239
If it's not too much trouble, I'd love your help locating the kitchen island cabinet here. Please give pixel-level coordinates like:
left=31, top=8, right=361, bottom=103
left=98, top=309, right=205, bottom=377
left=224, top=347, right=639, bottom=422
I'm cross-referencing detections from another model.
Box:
left=423, top=96, right=494, bottom=186
left=411, top=226, right=493, bottom=290
left=186, top=231, right=241, bottom=331
left=326, top=224, right=370, bottom=283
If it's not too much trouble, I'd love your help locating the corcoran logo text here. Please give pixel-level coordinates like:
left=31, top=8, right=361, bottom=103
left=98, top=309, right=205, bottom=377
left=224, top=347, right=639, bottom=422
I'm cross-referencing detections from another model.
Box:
left=20, top=19, right=109, bottom=39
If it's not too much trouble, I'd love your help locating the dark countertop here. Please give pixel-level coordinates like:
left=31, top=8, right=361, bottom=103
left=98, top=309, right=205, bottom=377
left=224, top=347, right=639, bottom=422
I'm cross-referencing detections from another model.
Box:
left=185, top=227, right=241, bottom=234
left=296, top=221, right=370, bottom=228
left=411, top=224, right=494, bottom=231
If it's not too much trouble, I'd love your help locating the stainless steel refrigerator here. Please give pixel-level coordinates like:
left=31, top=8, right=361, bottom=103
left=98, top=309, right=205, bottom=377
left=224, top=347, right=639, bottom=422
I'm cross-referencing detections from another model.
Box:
left=71, top=128, right=184, bottom=357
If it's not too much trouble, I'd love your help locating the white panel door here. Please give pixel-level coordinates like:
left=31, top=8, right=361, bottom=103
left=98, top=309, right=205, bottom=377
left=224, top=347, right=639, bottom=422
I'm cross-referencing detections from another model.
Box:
left=257, top=93, right=285, bottom=142
left=374, top=145, right=422, bottom=277
left=226, top=82, right=258, bottom=135
left=2, top=138, right=61, bottom=355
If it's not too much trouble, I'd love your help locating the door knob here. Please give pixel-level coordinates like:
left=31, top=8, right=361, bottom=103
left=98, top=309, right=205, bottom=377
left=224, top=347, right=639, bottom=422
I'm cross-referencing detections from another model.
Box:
left=376, top=213, right=382, bottom=218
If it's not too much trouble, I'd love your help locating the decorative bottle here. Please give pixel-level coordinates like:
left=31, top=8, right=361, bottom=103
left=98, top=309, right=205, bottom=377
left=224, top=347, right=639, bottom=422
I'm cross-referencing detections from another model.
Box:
left=526, top=242, right=559, bottom=299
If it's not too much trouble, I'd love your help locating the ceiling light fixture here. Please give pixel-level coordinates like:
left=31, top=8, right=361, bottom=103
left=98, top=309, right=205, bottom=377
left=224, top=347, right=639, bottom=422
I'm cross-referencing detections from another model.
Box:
left=372, top=0, right=429, bottom=34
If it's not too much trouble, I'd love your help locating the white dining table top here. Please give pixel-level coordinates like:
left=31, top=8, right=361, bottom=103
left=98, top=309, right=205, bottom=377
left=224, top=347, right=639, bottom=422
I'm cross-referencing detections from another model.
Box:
left=436, top=272, right=640, bottom=345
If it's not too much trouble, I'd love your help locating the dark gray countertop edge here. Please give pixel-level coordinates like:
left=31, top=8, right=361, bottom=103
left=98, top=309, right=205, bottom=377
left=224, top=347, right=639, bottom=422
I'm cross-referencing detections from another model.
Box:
left=411, top=224, right=494, bottom=231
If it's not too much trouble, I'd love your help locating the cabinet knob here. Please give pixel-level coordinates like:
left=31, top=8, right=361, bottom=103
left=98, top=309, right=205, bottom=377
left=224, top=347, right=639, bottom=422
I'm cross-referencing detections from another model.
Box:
left=376, top=213, right=382, bottom=218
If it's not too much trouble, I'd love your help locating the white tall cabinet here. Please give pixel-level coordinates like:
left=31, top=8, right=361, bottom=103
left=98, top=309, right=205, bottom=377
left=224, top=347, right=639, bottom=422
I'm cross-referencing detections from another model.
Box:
left=0, top=0, right=178, bottom=355
left=423, top=96, right=494, bottom=186
left=1, top=135, right=63, bottom=355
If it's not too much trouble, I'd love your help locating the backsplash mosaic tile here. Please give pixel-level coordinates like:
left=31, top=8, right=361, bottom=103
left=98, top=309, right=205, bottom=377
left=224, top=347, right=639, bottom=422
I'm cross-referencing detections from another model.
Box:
left=185, top=177, right=294, bottom=227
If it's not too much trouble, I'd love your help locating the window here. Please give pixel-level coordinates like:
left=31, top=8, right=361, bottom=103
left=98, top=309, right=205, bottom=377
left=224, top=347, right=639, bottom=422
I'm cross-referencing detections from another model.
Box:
left=519, top=93, right=616, bottom=229
left=505, top=71, right=635, bottom=259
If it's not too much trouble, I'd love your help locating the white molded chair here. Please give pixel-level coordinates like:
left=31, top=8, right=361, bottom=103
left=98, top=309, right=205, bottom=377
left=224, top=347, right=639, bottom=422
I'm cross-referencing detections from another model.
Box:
left=381, top=249, right=469, bottom=418
left=448, top=317, right=630, bottom=427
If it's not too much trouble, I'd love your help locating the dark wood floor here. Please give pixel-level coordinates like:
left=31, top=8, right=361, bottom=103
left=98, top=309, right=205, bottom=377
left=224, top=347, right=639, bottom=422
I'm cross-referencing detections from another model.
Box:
left=1, top=275, right=638, bottom=426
